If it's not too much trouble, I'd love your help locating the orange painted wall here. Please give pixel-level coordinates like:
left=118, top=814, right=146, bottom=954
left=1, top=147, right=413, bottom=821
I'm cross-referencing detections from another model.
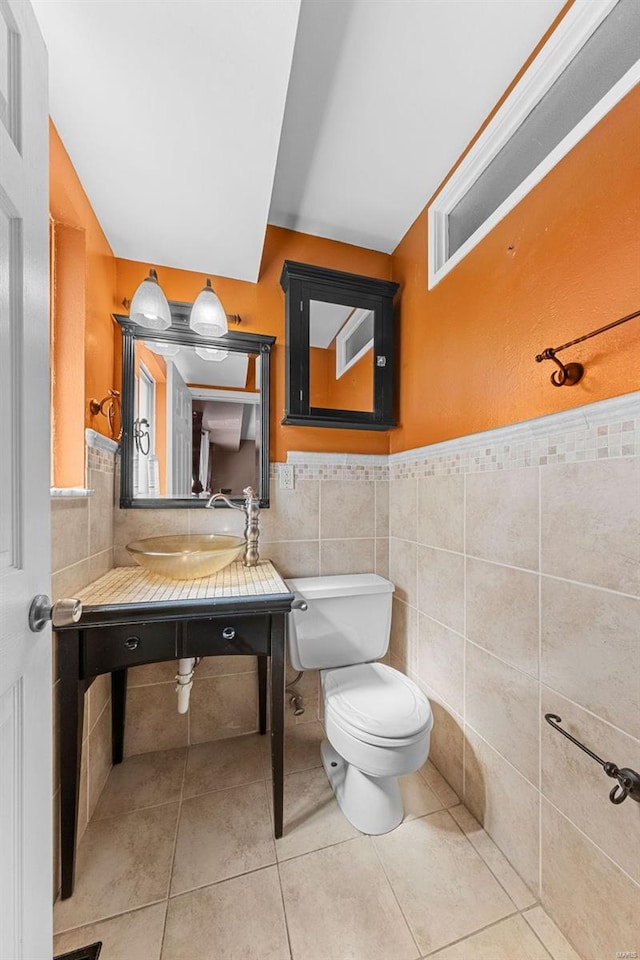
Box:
left=50, top=220, right=86, bottom=487
left=50, top=121, right=118, bottom=481
left=309, top=345, right=374, bottom=413
left=116, top=226, right=392, bottom=462
left=391, top=81, right=640, bottom=453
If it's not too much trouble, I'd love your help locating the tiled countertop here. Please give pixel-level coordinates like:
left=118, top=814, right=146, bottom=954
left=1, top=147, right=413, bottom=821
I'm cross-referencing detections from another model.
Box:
left=76, top=560, right=290, bottom=609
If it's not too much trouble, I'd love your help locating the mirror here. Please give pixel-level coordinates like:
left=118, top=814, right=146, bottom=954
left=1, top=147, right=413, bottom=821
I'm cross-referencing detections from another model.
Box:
left=115, top=303, right=275, bottom=507
left=309, top=301, right=374, bottom=414
left=280, top=261, right=398, bottom=430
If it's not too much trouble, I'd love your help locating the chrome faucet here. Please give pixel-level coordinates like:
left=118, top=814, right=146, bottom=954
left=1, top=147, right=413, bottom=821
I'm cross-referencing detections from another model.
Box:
left=206, top=486, right=260, bottom=567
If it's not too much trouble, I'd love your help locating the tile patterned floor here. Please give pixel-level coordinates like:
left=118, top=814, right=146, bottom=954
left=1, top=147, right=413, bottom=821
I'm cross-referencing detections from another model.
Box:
left=54, top=724, right=582, bottom=960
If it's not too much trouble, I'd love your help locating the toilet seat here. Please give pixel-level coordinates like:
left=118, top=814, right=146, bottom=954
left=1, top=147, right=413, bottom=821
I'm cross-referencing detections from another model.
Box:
left=322, top=662, right=433, bottom=747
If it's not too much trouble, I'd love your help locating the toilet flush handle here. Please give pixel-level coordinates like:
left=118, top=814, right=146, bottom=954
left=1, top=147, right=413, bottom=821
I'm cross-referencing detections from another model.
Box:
left=291, top=598, right=308, bottom=612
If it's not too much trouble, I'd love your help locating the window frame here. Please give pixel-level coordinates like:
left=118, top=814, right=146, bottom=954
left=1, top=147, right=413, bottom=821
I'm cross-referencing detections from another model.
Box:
left=428, top=0, right=640, bottom=289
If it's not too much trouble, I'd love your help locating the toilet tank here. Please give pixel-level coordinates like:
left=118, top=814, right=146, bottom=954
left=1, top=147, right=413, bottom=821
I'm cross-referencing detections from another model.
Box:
left=286, top=574, right=394, bottom=671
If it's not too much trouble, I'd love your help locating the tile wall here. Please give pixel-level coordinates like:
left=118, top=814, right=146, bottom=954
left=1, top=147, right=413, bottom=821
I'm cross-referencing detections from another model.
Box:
left=387, top=395, right=640, bottom=959
left=51, top=437, right=117, bottom=897
left=112, top=467, right=390, bottom=755
left=52, top=395, right=640, bottom=959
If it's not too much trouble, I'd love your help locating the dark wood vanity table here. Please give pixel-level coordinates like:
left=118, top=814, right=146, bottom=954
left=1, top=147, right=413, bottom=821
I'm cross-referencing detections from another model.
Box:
left=55, top=562, right=294, bottom=900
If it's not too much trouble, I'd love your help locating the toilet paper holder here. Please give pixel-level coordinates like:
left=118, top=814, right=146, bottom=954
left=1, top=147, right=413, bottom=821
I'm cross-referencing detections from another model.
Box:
left=545, top=713, right=640, bottom=805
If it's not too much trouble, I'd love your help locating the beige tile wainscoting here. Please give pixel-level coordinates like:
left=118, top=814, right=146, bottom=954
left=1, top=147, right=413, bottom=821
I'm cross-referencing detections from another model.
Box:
left=112, top=460, right=391, bottom=754
left=387, top=393, right=640, bottom=960
left=52, top=393, right=639, bottom=960
left=51, top=430, right=118, bottom=897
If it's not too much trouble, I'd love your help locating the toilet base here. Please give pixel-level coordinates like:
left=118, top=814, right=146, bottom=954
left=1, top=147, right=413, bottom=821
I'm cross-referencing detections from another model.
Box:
left=321, top=739, right=403, bottom=835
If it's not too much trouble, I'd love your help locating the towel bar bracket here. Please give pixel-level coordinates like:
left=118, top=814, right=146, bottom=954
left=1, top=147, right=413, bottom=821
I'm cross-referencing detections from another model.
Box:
left=544, top=714, right=640, bottom=805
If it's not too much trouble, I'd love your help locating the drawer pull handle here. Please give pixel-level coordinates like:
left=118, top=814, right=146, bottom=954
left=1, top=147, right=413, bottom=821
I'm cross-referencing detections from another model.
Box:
left=222, top=626, right=236, bottom=640
left=125, top=637, right=140, bottom=650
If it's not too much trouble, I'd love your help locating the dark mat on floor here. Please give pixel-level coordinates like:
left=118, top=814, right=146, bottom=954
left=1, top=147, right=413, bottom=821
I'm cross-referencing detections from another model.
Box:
left=54, top=943, right=102, bottom=960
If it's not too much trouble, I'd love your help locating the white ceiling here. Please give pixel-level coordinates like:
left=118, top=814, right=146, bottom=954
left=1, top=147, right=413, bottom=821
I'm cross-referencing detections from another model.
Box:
left=34, top=0, right=566, bottom=277
left=170, top=349, right=249, bottom=389
left=270, top=0, right=566, bottom=252
left=309, top=301, right=354, bottom=348
left=33, top=0, right=301, bottom=282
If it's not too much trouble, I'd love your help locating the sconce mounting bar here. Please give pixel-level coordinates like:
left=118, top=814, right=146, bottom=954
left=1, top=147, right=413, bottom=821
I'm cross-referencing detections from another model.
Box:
left=535, top=307, right=640, bottom=387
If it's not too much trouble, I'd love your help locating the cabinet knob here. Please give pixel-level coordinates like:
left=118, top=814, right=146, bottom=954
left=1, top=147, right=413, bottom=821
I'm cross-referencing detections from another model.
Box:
left=222, top=626, right=236, bottom=640
left=124, top=636, right=140, bottom=650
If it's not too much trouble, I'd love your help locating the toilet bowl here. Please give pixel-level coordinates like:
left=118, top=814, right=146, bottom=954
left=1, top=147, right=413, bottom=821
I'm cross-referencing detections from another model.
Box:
left=286, top=574, right=433, bottom=835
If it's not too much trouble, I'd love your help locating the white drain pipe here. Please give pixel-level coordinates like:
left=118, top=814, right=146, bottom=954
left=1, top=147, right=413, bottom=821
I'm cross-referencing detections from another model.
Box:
left=176, top=658, right=197, bottom=713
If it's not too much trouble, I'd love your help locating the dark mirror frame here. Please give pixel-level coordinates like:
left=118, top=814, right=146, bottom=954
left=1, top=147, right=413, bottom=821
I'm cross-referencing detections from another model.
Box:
left=114, top=301, right=275, bottom=508
left=280, top=260, right=399, bottom=431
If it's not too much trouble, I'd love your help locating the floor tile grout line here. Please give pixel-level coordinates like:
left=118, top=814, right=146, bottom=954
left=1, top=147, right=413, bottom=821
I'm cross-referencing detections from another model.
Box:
left=369, top=834, right=422, bottom=958
left=92, top=794, right=187, bottom=824
left=274, top=858, right=294, bottom=959
left=53, top=895, right=170, bottom=940
left=159, top=746, right=189, bottom=955
left=447, top=807, right=535, bottom=914
left=417, top=907, right=523, bottom=959
left=521, top=905, right=583, bottom=960
left=276, top=827, right=388, bottom=867
left=519, top=909, right=558, bottom=960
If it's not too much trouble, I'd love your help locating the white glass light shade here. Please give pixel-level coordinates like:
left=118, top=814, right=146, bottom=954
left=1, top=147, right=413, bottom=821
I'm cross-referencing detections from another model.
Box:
left=129, top=269, right=171, bottom=330
left=189, top=278, right=228, bottom=338
left=195, top=347, right=229, bottom=362
left=144, top=340, right=180, bottom=358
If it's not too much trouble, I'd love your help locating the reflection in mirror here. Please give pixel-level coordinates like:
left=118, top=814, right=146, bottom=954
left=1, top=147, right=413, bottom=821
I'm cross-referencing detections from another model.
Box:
left=308, top=300, right=374, bottom=413
left=132, top=340, right=260, bottom=499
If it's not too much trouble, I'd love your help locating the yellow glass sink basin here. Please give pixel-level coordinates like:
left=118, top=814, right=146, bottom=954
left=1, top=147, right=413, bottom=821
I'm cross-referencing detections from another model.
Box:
left=126, top=534, right=245, bottom=580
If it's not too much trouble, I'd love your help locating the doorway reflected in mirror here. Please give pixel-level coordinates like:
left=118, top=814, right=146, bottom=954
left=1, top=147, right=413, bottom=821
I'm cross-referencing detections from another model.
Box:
left=132, top=340, right=260, bottom=500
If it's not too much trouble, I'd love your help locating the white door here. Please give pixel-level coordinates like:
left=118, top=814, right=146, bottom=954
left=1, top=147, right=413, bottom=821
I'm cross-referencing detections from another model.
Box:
left=166, top=360, right=192, bottom=497
left=0, top=2, right=51, bottom=958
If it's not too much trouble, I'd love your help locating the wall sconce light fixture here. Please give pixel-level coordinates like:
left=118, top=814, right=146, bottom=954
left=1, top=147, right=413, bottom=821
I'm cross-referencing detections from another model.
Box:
left=189, top=278, right=228, bottom=338
left=123, top=270, right=237, bottom=339
left=128, top=268, right=172, bottom=330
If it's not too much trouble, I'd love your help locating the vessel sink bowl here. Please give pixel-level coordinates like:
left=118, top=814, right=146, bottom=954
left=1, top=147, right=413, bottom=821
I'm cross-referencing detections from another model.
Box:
left=126, top=534, right=245, bottom=580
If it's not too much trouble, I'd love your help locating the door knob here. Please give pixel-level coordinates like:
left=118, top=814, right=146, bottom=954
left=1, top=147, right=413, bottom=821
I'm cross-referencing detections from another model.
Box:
left=28, top=594, right=82, bottom=632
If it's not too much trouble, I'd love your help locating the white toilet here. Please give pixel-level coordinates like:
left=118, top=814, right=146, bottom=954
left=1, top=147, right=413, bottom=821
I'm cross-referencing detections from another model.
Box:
left=286, top=573, right=433, bottom=835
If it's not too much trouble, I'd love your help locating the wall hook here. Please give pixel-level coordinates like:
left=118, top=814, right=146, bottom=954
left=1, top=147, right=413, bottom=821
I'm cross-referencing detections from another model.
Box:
left=545, top=714, right=640, bottom=805
left=89, top=389, right=121, bottom=440
left=133, top=417, right=151, bottom=456
left=535, top=349, right=583, bottom=387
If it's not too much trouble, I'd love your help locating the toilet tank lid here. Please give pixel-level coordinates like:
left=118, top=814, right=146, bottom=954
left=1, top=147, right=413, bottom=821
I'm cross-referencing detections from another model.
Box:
left=285, top=574, right=394, bottom=600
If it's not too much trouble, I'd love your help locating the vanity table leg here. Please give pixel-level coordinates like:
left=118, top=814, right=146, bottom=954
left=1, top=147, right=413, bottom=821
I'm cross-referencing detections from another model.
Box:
left=257, top=656, right=268, bottom=735
left=58, top=630, right=85, bottom=900
left=270, top=615, right=285, bottom=838
left=111, top=669, right=127, bottom=764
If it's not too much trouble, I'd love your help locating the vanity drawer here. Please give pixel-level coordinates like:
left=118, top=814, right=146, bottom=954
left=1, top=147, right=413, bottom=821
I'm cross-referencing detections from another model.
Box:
left=185, top=615, right=270, bottom=657
left=82, top=622, right=178, bottom=676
